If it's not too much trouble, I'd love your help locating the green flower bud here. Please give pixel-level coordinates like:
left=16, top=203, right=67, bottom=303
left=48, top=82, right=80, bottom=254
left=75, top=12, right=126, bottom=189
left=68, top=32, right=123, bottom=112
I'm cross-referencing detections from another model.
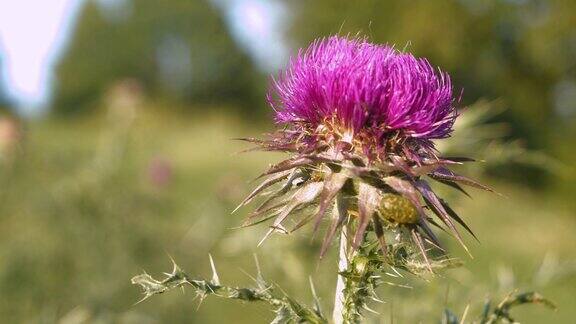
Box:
left=378, top=193, right=419, bottom=224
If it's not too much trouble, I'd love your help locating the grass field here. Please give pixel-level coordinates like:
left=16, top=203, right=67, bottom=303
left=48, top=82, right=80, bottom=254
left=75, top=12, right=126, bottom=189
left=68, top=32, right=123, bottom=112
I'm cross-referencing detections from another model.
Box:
left=0, top=108, right=574, bottom=323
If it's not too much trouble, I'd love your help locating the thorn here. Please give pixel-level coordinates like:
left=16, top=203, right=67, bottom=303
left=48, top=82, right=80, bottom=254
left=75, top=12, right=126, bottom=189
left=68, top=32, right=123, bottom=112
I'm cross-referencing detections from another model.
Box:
left=382, top=281, right=412, bottom=289
left=167, top=253, right=180, bottom=275
left=196, top=294, right=206, bottom=311
left=209, top=254, right=220, bottom=286
left=238, top=267, right=259, bottom=283
left=371, top=296, right=385, bottom=304
left=273, top=224, right=288, bottom=234
left=308, top=276, right=318, bottom=297
left=411, top=229, right=433, bottom=273
left=257, top=228, right=274, bottom=247
left=133, top=295, right=149, bottom=306
left=362, top=304, right=380, bottom=315
left=309, top=276, right=323, bottom=314
left=461, top=241, right=474, bottom=259
left=390, top=266, right=404, bottom=278
left=460, top=303, right=470, bottom=324
left=231, top=203, right=243, bottom=214
left=253, top=254, right=267, bottom=290
left=253, top=254, right=262, bottom=275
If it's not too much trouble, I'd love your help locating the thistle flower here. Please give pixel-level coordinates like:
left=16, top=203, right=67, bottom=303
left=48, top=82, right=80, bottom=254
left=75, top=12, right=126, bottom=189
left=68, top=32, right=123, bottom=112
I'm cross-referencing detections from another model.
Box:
left=236, top=36, right=492, bottom=268
left=271, top=37, right=456, bottom=143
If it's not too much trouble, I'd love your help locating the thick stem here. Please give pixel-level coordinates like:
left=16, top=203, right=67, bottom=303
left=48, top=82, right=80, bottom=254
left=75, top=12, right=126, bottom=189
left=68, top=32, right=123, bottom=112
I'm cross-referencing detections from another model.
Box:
left=333, top=226, right=348, bottom=324
left=332, top=192, right=375, bottom=324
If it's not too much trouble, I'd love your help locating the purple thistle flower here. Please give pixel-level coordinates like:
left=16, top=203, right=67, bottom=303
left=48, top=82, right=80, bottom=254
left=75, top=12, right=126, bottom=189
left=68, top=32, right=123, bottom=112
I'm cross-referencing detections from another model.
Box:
left=237, top=36, right=491, bottom=268
left=269, top=36, right=458, bottom=143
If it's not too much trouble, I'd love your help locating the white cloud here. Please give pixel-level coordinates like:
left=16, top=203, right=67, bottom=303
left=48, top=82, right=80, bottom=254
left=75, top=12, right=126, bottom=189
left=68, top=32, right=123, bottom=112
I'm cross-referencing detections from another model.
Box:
left=0, top=0, right=83, bottom=114
left=214, top=0, right=290, bottom=72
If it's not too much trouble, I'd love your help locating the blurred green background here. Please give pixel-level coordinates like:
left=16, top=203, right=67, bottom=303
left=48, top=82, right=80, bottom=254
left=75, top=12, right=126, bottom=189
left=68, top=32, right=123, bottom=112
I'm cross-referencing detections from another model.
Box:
left=0, top=0, right=574, bottom=323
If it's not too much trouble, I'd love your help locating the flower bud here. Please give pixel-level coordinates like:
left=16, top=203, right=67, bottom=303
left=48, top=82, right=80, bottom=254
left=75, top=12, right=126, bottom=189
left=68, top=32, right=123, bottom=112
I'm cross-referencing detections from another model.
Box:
left=378, top=193, right=419, bottom=224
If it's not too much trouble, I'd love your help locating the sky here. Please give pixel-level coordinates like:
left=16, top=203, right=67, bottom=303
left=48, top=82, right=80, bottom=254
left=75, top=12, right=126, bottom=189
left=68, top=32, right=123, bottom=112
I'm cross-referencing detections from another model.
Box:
left=216, top=0, right=289, bottom=72
left=0, top=0, right=83, bottom=115
left=0, top=0, right=288, bottom=116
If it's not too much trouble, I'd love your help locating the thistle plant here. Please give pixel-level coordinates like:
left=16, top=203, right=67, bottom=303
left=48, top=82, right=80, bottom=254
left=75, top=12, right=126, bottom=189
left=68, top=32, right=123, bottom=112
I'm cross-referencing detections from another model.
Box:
left=233, top=36, right=492, bottom=322
left=133, top=36, right=553, bottom=323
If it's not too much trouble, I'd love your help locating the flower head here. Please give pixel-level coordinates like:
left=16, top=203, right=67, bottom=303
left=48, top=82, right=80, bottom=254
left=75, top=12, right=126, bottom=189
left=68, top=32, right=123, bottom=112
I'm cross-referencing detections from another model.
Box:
left=237, top=36, right=491, bottom=270
left=269, top=37, right=457, bottom=158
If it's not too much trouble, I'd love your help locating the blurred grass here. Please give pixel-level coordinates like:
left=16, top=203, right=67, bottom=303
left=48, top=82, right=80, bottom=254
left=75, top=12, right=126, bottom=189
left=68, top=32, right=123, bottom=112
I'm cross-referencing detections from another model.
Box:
left=0, top=107, right=574, bottom=323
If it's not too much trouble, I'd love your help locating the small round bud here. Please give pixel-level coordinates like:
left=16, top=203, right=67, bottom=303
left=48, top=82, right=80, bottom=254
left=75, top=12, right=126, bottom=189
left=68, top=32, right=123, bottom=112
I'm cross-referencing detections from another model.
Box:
left=378, top=193, right=419, bottom=224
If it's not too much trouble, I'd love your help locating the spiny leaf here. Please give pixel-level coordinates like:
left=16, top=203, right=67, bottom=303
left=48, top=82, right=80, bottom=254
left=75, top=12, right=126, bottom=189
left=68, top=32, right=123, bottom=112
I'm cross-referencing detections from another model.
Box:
left=132, top=257, right=327, bottom=323
left=254, top=168, right=310, bottom=213
left=390, top=155, right=414, bottom=176
left=242, top=201, right=287, bottom=226
left=353, top=183, right=381, bottom=250
left=372, top=214, right=387, bottom=256
left=439, top=199, right=478, bottom=242
left=319, top=194, right=349, bottom=258
left=440, top=156, right=476, bottom=163
left=488, top=291, right=557, bottom=323
left=258, top=181, right=323, bottom=246
left=260, top=156, right=316, bottom=178
left=312, top=171, right=349, bottom=234
left=417, top=218, right=444, bottom=252
left=411, top=228, right=433, bottom=273
left=259, top=154, right=340, bottom=179
left=430, top=167, right=496, bottom=193
left=474, top=291, right=556, bottom=324
left=309, top=277, right=323, bottom=317
left=430, top=178, right=472, bottom=198
left=414, top=180, right=471, bottom=257
left=233, top=170, right=291, bottom=213
left=131, top=259, right=190, bottom=304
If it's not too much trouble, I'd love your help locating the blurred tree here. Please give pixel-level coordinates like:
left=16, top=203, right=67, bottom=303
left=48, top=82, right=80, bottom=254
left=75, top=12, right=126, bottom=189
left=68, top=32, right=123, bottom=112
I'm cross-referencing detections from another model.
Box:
left=53, top=0, right=263, bottom=116
left=287, top=0, right=576, bottom=150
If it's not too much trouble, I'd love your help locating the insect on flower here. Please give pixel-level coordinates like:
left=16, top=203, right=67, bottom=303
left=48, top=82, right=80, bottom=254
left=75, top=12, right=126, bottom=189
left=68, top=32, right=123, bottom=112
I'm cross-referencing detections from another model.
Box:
left=235, top=36, right=493, bottom=269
